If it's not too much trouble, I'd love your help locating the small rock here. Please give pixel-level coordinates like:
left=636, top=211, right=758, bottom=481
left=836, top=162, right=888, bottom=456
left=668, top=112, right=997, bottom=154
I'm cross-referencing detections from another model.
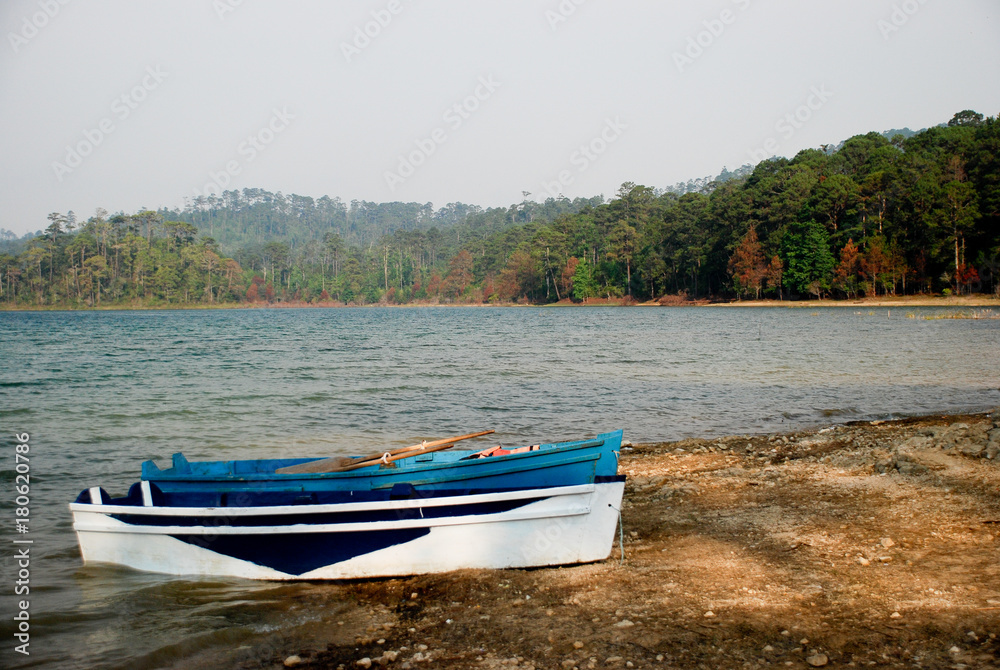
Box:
left=880, top=537, right=895, bottom=548
left=561, top=660, right=575, bottom=669
left=284, top=656, right=303, bottom=668
left=949, top=646, right=961, bottom=654
left=878, top=556, right=892, bottom=563
left=873, top=452, right=893, bottom=473
left=959, top=441, right=986, bottom=457
left=763, top=645, right=775, bottom=652
left=410, top=592, right=418, bottom=600
left=890, top=612, right=901, bottom=619
left=382, top=650, right=399, bottom=662
left=357, top=659, right=372, bottom=669
left=613, top=619, right=635, bottom=628
left=781, top=630, right=791, bottom=637
left=857, top=557, right=870, bottom=566
left=573, top=641, right=585, bottom=649
left=605, top=657, right=624, bottom=665
left=416, top=644, right=428, bottom=652
left=897, top=459, right=928, bottom=475
left=900, top=436, right=932, bottom=450
left=703, top=610, right=715, bottom=618
left=986, top=428, right=1000, bottom=455
left=806, top=653, right=829, bottom=667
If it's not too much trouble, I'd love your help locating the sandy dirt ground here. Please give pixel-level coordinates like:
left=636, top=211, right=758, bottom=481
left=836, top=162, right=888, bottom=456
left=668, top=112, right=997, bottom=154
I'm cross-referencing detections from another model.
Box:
left=192, top=411, right=1000, bottom=670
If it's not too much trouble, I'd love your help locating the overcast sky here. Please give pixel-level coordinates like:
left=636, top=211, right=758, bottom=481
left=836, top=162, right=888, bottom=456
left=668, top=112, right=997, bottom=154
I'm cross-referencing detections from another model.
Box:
left=1, top=0, right=998, bottom=236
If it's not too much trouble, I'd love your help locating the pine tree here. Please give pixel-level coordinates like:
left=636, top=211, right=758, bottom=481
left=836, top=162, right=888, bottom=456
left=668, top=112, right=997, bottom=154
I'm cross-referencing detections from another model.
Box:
left=571, top=258, right=596, bottom=302
left=781, top=215, right=836, bottom=298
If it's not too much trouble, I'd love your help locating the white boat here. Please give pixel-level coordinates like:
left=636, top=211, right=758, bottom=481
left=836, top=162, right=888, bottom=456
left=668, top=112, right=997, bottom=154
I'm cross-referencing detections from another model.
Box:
left=69, top=479, right=625, bottom=580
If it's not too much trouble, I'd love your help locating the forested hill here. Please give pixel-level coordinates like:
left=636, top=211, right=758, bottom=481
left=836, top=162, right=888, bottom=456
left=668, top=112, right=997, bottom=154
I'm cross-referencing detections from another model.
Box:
left=157, top=194, right=604, bottom=252
left=2, top=110, right=997, bottom=308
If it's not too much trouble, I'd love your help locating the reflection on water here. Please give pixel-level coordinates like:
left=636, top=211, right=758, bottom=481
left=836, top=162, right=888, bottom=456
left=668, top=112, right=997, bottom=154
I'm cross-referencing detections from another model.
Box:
left=1, top=306, right=998, bottom=668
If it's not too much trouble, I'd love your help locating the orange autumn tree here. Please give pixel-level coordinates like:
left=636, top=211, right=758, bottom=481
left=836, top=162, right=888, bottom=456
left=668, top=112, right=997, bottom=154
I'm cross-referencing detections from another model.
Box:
left=834, top=238, right=861, bottom=298
left=764, top=255, right=783, bottom=299
left=443, top=249, right=473, bottom=300
left=728, top=226, right=766, bottom=299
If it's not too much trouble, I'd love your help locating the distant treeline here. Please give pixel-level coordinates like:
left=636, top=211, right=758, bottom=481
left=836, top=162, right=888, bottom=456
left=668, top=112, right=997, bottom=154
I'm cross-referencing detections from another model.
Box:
left=2, top=110, right=997, bottom=308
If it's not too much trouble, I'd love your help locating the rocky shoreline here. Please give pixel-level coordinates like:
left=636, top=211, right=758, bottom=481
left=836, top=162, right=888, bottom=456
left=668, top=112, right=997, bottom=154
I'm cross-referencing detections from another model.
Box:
left=180, top=411, right=1000, bottom=670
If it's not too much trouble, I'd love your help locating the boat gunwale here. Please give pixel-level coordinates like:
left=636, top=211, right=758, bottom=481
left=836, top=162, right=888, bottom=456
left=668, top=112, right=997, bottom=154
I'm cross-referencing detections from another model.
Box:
left=69, top=482, right=600, bottom=517
left=146, top=436, right=615, bottom=481
left=71, top=502, right=595, bottom=536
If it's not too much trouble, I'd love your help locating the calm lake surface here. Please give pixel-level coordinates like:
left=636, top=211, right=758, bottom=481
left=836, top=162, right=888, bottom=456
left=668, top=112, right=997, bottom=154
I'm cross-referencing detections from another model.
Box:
left=1, top=306, right=998, bottom=668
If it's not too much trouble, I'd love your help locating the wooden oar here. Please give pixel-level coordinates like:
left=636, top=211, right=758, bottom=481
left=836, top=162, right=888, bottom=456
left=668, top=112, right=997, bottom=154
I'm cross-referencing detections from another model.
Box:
left=329, top=440, right=464, bottom=473
left=326, top=430, right=495, bottom=471
left=274, top=430, right=495, bottom=475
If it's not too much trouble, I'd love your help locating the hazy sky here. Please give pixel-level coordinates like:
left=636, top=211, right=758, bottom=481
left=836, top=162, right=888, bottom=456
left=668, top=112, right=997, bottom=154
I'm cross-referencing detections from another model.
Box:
left=2, top=0, right=998, bottom=236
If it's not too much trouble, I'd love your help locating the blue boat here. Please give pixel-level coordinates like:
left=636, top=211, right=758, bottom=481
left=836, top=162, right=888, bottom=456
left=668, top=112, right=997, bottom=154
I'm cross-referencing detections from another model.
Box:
left=141, top=430, right=624, bottom=498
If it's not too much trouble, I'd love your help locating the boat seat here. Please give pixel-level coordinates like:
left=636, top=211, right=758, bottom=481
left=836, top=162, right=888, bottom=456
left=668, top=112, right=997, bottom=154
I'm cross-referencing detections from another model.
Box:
left=73, top=487, right=112, bottom=504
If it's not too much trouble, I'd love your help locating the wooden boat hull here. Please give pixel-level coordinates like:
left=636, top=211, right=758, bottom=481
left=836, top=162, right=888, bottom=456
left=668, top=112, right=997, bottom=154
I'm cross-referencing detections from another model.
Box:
left=141, top=431, right=623, bottom=495
left=70, top=480, right=625, bottom=580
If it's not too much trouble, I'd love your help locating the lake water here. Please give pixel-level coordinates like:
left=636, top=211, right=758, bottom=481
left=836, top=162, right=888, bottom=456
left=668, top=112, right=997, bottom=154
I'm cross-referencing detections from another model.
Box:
left=1, top=306, right=998, bottom=668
